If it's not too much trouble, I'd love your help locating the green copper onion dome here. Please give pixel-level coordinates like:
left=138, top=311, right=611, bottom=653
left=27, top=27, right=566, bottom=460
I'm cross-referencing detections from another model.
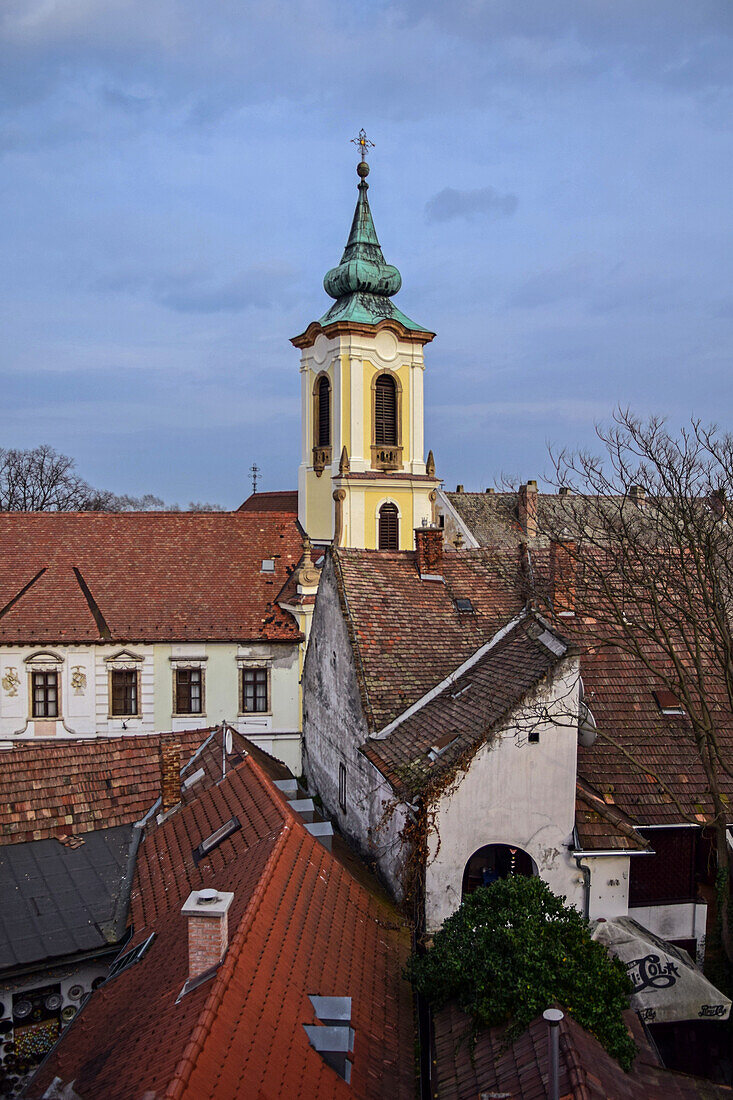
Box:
left=316, top=159, right=429, bottom=334
left=323, top=161, right=402, bottom=300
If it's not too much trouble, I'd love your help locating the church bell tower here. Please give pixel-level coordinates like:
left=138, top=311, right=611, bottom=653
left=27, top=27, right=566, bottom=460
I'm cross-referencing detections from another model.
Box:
left=292, top=132, right=439, bottom=549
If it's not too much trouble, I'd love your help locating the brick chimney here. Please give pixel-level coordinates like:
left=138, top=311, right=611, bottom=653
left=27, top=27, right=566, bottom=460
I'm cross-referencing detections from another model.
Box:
left=159, top=737, right=181, bottom=814
left=550, top=538, right=576, bottom=616
left=518, top=481, right=538, bottom=539
left=629, top=485, right=645, bottom=507
left=182, top=889, right=234, bottom=981
left=414, top=526, right=444, bottom=576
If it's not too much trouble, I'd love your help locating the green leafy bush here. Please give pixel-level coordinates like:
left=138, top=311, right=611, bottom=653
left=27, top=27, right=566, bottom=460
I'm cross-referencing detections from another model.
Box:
left=406, top=876, right=637, bottom=1070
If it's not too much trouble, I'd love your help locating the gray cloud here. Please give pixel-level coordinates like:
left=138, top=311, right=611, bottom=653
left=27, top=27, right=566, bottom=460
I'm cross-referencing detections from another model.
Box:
left=425, top=186, right=518, bottom=224
left=96, top=264, right=298, bottom=313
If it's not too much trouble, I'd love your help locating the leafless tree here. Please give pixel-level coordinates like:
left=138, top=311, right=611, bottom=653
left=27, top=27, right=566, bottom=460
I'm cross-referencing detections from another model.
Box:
left=532, top=411, right=733, bottom=963
left=0, top=445, right=223, bottom=512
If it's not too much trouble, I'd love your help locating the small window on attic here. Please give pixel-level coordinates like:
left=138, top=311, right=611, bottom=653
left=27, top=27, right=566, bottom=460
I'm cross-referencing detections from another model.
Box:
left=428, top=732, right=459, bottom=761
left=261, top=559, right=276, bottom=573
left=654, top=690, right=685, bottom=717
left=454, top=598, right=474, bottom=613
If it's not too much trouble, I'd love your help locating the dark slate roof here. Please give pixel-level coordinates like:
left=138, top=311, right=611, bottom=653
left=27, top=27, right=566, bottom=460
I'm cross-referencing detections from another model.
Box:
left=0, top=824, right=138, bottom=973
left=27, top=753, right=415, bottom=1100
left=433, top=1002, right=733, bottom=1099
left=361, top=615, right=571, bottom=798
left=331, top=546, right=524, bottom=731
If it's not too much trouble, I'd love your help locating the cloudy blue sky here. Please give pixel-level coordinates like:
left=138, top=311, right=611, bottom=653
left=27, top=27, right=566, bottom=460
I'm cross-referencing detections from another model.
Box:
left=1, top=1, right=732, bottom=505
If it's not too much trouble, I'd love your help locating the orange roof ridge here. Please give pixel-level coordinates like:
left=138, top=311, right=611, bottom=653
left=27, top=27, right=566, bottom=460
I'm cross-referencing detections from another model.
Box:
left=166, top=818, right=294, bottom=1100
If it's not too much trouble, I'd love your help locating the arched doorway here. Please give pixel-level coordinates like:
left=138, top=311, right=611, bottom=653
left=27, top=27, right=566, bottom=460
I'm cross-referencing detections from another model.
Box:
left=462, top=843, right=536, bottom=897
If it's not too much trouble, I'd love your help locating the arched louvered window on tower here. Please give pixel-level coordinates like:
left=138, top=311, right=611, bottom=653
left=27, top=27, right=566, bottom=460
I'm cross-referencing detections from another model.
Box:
left=378, top=502, right=399, bottom=550
left=316, top=376, right=331, bottom=447
left=312, top=375, right=332, bottom=476
left=374, top=374, right=397, bottom=446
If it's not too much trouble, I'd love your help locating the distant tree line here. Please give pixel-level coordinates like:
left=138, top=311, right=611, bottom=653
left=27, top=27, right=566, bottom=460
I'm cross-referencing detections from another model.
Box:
left=0, top=445, right=224, bottom=512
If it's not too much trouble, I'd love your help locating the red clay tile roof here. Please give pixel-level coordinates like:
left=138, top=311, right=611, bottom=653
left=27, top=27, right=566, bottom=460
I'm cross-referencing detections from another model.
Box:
left=238, top=490, right=299, bottom=512
left=28, top=751, right=415, bottom=1100
left=0, top=511, right=303, bottom=643
left=0, top=729, right=213, bottom=844
left=361, top=615, right=568, bottom=798
left=575, top=638, right=733, bottom=828
left=433, top=1003, right=733, bottom=1099
left=331, top=546, right=524, bottom=731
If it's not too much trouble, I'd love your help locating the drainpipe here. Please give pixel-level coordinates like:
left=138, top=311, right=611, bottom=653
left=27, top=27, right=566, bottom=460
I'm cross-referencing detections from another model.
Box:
left=571, top=829, right=592, bottom=920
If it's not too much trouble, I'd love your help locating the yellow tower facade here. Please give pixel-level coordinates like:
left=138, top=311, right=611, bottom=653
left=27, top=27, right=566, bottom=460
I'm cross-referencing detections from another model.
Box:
left=292, top=148, right=439, bottom=549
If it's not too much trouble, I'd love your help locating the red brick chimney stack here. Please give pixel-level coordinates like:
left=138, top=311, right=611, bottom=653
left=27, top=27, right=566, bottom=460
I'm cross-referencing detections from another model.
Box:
left=182, top=889, right=234, bottom=981
left=550, top=538, right=576, bottom=617
left=414, top=526, right=444, bottom=576
left=159, top=737, right=182, bottom=814
left=518, top=481, right=538, bottom=539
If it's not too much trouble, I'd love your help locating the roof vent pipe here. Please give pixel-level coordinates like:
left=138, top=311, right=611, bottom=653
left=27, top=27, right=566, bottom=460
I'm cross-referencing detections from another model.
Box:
left=543, top=1008, right=564, bottom=1100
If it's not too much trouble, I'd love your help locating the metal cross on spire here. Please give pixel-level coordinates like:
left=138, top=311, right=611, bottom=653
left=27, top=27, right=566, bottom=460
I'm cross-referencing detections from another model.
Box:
left=351, top=128, right=374, bottom=162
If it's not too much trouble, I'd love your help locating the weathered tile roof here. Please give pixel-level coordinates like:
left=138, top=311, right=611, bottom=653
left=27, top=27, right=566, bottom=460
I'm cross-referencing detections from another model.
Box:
left=575, top=637, right=733, bottom=828
left=27, top=753, right=415, bottom=1100
left=0, top=824, right=137, bottom=973
left=0, top=729, right=212, bottom=844
left=332, top=547, right=524, bottom=731
left=433, top=1002, right=733, bottom=1099
left=444, top=489, right=637, bottom=548
left=575, top=778, right=651, bottom=852
left=361, top=615, right=570, bottom=798
left=0, top=510, right=303, bottom=643
left=238, top=489, right=299, bottom=512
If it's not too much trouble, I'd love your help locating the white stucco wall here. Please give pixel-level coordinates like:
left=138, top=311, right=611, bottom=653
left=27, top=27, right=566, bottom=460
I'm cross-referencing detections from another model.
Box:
left=630, top=901, right=708, bottom=961
left=0, top=641, right=302, bottom=771
left=424, top=661, right=583, bottom=931
left=583, top=853, right=632, bottom=920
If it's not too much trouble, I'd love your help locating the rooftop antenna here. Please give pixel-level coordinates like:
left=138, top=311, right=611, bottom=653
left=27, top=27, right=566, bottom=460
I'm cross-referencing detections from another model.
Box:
left=250, top=463, right=260, bottom=494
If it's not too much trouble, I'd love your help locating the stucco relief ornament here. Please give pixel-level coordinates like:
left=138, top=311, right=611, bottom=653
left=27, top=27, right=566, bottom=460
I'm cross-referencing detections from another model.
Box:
left=71, top=666, right=87, bottom=694
left=2, top=668, right=20, bottom=697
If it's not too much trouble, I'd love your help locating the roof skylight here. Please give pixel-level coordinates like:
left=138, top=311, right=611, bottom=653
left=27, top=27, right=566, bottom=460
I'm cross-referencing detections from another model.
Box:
left=653, top=690, right=685, bottom=717
left=454, top=598, right=474, bottom=613
left=194, top=817, right=241, bottom=863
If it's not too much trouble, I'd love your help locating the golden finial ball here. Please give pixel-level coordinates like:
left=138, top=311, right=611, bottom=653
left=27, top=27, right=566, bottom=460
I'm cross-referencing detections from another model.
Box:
left=357, top=160, right=370, bottom=178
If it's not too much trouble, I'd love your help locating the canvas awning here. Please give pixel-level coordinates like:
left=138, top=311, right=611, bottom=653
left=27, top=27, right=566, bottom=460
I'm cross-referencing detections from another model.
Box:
left=591, top=916, right=731, bottom=1025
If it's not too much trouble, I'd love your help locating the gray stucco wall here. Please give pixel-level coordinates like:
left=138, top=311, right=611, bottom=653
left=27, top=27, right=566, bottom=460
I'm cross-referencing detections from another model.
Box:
left=302, top=555, right=408, bottom=900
